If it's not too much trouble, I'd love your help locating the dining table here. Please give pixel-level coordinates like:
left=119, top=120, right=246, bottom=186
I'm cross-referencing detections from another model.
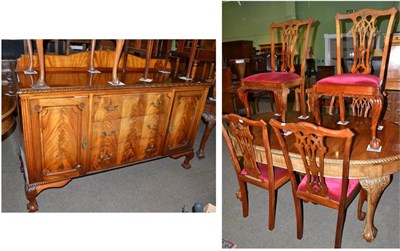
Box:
left=244, top=111, right=400, bottom=243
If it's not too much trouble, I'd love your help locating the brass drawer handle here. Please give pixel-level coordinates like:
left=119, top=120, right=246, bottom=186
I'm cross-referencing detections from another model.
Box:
left=100, top=153, right=113, bottom=161
left=168, top=126, right=173, bottom=134
left=102, top=128, right=116, bottom=136
left=147, top=123, right=158, bottom=130
left=151, top=99, right=163, bottom=108
left=103, top=103, right=119, bottom=112
left=145, top=145, right=155, bottom=153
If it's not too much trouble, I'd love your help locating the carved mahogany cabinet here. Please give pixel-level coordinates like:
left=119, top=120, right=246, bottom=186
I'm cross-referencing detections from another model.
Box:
left=16, top=70, right=210, bottom=212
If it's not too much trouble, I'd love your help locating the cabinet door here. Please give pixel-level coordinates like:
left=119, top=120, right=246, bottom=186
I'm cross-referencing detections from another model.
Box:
left=25, top=96, right=89, bottom=183
left=163, top=90, right=206, bottom=154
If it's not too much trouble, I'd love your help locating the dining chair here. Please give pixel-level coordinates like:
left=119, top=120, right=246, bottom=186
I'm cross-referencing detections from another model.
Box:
left=222, top=113, right=290, bottom=230
left=238, top=17, right=314, bottom=122
left=269, top=118, right=364, bottom=248
left=121, top=40, right=154, bottom=82
left=169, top=40, right=198, bottom=79
left=311, top=7, right=398, bottom=150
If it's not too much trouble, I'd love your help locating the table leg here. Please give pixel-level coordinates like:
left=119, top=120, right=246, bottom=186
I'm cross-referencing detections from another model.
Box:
left=359, top=175, right=390, bottom=242
left=272, top=88, right=289, bottom=122
left=25, top=40, right=37, bottom=74
left=196, top=113, right=216, bottom=159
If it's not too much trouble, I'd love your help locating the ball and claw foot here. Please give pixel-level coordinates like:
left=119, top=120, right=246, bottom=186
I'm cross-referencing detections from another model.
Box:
left=27, top=200, right=38, bottom=212
left=369, top=137, right=381, bottom=149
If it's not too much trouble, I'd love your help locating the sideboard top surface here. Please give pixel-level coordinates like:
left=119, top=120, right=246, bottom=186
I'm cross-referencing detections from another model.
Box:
left=16, top=68, right=212, bottom=94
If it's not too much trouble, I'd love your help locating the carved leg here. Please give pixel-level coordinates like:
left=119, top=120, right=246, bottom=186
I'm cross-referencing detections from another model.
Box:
left=88, top=39, right=97, bottom=72
left=369, top=97, right=383, bottom=149
left=272, top=88, right=290, bottom=122
left=110, top=39, right=125, bottom=85
left=35, top=40, right=46, bottom=86
left=359, top=175, right=391, bottom=242
left=181, top=151, right=194, bottom=169
left=25, top=179, right=72, bottom=212
left=24, top=40, right=37, bottom=74
left=238, top=87, right=251, bottom=118
left=196, top=113, right=216, bottom=159
left=25, top=185, right=39, bottom=212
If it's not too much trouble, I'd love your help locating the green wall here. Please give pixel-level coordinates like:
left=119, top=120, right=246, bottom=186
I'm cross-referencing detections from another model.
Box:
left=222, top=1, right=296, bottom=48
left=296, top=1, right=399, bottom=64
left=223, top=1, right=399, bottom=64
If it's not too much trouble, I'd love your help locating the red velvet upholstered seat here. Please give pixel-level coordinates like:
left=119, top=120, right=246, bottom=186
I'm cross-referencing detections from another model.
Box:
left=244, top=72, right=300, bottom=84
left=298, top=177, right=359, bottom=202
left=241, top=163, right=288, bottom=183
left=317, top=73, right=380, bottom=87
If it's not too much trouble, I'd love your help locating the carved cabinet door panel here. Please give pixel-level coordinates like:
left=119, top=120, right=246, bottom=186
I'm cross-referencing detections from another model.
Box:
left=163, top=90, right=207, bottom=154
left=25, top=96, right=89, bottom=183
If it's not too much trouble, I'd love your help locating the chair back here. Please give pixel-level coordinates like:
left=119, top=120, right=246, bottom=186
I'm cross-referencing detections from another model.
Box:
left=222, top=114, right=274, bottom=182
left=270, top=18, right=314, bottom=77
left=269, top=119, right=354, bottom=204
left=334, top=7, right=397, bottom=79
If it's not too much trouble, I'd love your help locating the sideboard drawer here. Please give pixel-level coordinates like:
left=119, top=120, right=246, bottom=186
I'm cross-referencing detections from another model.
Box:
left=117, top=136, right=164, bottom=164
left=92, top=95, right=123, bottom=121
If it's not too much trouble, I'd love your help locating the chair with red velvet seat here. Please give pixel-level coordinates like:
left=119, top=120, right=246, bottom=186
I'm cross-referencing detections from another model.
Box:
left=269, top=118, right=363, bottom=248
left=222, top=113, right=290, bottom=231
left=311, top=7, right=398, bottom=151
left=238, top=18, right=314, bottom=122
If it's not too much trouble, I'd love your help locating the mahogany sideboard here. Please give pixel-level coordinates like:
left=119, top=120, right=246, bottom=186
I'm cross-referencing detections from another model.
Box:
left=15, top=69, right=211, bottom=212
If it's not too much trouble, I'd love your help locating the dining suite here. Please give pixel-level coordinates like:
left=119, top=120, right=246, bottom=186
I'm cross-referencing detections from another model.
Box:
left=223, top=5, right=399, bottom=248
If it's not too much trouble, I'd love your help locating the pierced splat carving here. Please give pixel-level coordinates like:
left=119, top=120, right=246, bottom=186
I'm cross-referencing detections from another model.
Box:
left=228, top=119, right=261, bottom=179
left=349, top=14, right=378, bottom=74
left=280, top=23, right=300, bottom=72
left=294, top=131, right=328, bottom=197
left=351, top=97, right=372, bottom=117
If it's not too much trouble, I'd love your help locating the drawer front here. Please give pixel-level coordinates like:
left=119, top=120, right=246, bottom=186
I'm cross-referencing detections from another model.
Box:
left=90, top=145, right=117, bottom=171
left=91, top=120, right=120, bottom=148
left=92, top=96, right=123, bottom=121
left=92, top=92, right=172, bottom=121
left=119, top=115, right=169, bottom=142
left=121, top=92, right=172, bottom=117
left=117, top=136, right=164, bottom=164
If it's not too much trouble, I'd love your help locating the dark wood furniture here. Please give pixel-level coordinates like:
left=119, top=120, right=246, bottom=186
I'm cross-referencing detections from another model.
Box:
left=242, top=111, right=399, bottom=243
left=2, top=60, right=17, bottom=138
left=316, top=65, right=335, bottom=81
left=238, top=18, right=314, bottom=122
left=222, top=113, right=290, bottom=231
left=222, top=40, right=255, bottom=77
left=222, top=67, right=244, bottom=114
left=270, top=118, right=361, bottom=248
left=312, top=7, right=398, bottom=150
left=15, top=64, right=211, bottom=212
left=384, top=32, right=400, bottom=124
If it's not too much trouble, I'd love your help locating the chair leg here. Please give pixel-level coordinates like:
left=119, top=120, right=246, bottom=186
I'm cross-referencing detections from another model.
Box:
left=237, top=180, right=249, bottom=217
left=357, top=188, right=367, bottom=220
left=268, top=189, right=277, bottom=231
left=334, top=206, right=347, bottom=248
left=294, top=198, right=303, bottom=239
